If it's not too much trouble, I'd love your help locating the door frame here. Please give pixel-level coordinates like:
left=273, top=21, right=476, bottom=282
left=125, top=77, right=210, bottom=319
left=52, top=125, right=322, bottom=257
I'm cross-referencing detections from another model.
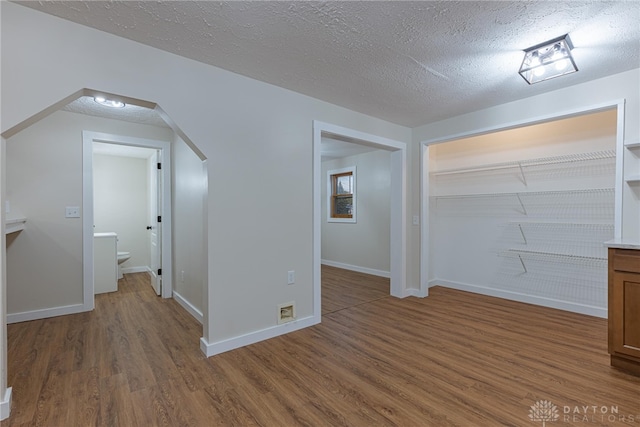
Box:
left=148, top=149, right=162, bottom=296
left=419, top=99, right=626, bottom=298
left=312, top=121, right=411, bottom=321
left=82, top=131, right=173, bottom=307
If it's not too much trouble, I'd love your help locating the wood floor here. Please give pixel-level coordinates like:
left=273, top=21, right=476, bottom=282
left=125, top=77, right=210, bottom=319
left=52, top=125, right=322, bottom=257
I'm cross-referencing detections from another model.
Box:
left=2, top=268, right=639, bottom=426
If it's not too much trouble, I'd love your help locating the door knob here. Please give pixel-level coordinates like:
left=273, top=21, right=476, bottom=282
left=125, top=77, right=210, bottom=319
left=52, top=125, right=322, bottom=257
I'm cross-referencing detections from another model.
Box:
left=146, top=226, right=152, bottom=230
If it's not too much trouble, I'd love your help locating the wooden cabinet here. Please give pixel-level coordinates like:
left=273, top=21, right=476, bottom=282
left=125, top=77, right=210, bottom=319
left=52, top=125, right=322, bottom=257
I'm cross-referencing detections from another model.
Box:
left=608, top=247, right=640, bottom=375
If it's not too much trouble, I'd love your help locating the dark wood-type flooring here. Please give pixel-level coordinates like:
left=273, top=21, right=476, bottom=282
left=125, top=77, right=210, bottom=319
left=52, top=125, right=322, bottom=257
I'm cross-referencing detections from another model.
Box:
left=2, top=267, right=639, bottom=426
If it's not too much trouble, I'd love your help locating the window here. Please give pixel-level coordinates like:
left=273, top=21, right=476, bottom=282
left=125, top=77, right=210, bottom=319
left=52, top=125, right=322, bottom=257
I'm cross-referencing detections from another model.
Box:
left=327, top=166, right=356, bottom=223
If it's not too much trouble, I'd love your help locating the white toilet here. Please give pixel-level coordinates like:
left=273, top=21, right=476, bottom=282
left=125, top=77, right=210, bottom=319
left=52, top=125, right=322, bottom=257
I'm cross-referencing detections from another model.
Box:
left=117, top=251, right=131, bottom=279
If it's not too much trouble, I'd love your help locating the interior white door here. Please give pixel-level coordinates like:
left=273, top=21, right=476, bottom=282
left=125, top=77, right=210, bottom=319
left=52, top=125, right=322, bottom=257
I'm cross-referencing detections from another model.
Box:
left=149, top=150, right=162, bottom=295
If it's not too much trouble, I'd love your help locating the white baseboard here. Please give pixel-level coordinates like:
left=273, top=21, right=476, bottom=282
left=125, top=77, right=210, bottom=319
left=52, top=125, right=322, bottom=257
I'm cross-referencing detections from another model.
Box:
left=405, top=287, right=428, bottom=298
left=122, top=266, right=150, bottom=274
left=321, top=259, right=390, bottom=278
left=0, top=387, right=12, bottom=420
left=200, top=314, right=320, bottom=357
left=173, top=291, right=203, bottom=324
left=430, top=279, right=607, bottom=318
left=7, top=303, right=89, bottom=324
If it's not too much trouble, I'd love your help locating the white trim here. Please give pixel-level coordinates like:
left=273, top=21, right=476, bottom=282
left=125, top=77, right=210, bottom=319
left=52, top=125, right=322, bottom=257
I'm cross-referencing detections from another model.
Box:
left=321, top=259, right=390, bottom=278
left=326, top=165, right=356, bottom=223
left=83, top=131, right=173, bottom=306
left=121, top=266, right=150, bottom=274
left=389, top=147, right=408, bottom=298
left=0, top=387, right=11, bottom=420
left=430, top=279, right=607, bottom=319
left=405, top=288, right=428, bottom=298
left=200, top=158, right=211, bottom=351
left=82, top=135, right=95, bottom=312
left=200, top=314, right=320, bottom=357
left=419, top=143, right=430, bottom=298
left=313, top=121, right=409, bottom=316
left=420, top=100, right=625, bottom=147
left=614, top=102, right=625, bottom=240
left=7, top=303, right=86, bottom=324
left=420, top=99, right=626, bottom=309
left=173, top=291, right=203, bottom=324
left=313, top=124, right=323, bottom=319
left=1, top=137, right=8, bottom=421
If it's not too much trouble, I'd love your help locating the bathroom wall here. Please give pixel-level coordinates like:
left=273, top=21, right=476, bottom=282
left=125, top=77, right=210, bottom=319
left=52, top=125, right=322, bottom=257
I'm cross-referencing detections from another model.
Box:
left=93, top=153, right=152, bottom=273
left=321, top=149, right=391, bottom=276
left=172, top=134, right=206, bottom=320
left=5, top=109, right=172, bottom=320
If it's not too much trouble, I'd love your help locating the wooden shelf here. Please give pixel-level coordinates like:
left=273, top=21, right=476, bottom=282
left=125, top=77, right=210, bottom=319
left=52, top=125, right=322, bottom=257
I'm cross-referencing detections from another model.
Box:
left=624, top=139, right=640, bottom=149
left=6, top=217, right=27, bottom=234
left=625, top=140, right=640, bottom=183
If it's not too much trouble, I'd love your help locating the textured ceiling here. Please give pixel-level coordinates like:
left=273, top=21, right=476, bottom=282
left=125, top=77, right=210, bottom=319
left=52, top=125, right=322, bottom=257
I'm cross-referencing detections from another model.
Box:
left=17, top=1, right=640, bottom=127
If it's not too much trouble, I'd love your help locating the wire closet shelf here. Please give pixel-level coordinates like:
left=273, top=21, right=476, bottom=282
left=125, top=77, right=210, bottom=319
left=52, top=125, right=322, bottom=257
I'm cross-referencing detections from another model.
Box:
left=431, top=149, right=615, bottom=176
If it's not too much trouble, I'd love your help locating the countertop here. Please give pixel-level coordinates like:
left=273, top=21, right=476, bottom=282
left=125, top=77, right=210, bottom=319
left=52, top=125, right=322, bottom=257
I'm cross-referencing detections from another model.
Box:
left=605, top=239, right=640, bottom=250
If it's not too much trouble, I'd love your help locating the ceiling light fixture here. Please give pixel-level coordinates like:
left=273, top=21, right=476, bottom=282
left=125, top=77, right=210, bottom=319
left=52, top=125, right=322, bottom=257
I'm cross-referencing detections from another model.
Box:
left=94, top=96, right=125, bottom=108
left=519, top=34, right=577, bottom=84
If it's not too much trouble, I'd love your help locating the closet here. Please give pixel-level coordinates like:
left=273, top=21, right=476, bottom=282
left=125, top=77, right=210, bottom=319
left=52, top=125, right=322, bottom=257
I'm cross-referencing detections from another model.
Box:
left=428, top=109, right=618, bottom=316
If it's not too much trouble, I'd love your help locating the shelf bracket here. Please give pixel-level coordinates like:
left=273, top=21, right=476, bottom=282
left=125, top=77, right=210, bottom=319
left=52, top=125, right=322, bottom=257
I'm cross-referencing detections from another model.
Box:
left=518, top=163, right=528, bottom=187
left=518, top=223, right=527, bottom=244
left=517, top=254, right=527, bottom=273
left=516, top=193, right=527, bottom=216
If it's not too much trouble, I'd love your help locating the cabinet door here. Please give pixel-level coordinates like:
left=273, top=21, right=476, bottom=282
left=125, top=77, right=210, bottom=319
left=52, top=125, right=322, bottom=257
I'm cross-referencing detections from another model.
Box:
left=610, top=271, right=640, bottom=358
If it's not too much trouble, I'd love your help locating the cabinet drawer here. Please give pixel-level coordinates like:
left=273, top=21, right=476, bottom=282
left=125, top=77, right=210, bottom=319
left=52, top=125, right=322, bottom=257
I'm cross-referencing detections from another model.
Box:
left=612, top=249, right=640, bottom=274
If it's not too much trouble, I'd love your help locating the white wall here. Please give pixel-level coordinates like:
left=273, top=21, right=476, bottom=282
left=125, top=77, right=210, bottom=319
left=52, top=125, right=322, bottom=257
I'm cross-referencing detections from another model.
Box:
left=172, top=134, right=206, bottom=319
left=1, top=2, right=411, bottom=356
left=93, top=153, right=151, bottom=272
left=5, top=109, right=172, bottom=319
left=321, top=150, right=391, bottom=276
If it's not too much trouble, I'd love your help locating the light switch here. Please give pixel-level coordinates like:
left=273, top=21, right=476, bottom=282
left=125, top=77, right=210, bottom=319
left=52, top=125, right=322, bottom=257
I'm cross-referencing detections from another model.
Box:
left=65, top=206, right=80, bottom=218
left=413, top=215, right=420, bottom=226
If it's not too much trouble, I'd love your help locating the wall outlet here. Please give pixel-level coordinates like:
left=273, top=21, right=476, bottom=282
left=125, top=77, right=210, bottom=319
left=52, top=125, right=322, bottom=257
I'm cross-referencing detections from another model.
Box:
left=180, top=270, right=185, bottom=283
left=413, top=215, right=419, bottom=225
left=278, top=301, right=295, bottom=324
left=287, top=270, right=295, bottom=285
left=65, top=206, right=80, bottom=218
